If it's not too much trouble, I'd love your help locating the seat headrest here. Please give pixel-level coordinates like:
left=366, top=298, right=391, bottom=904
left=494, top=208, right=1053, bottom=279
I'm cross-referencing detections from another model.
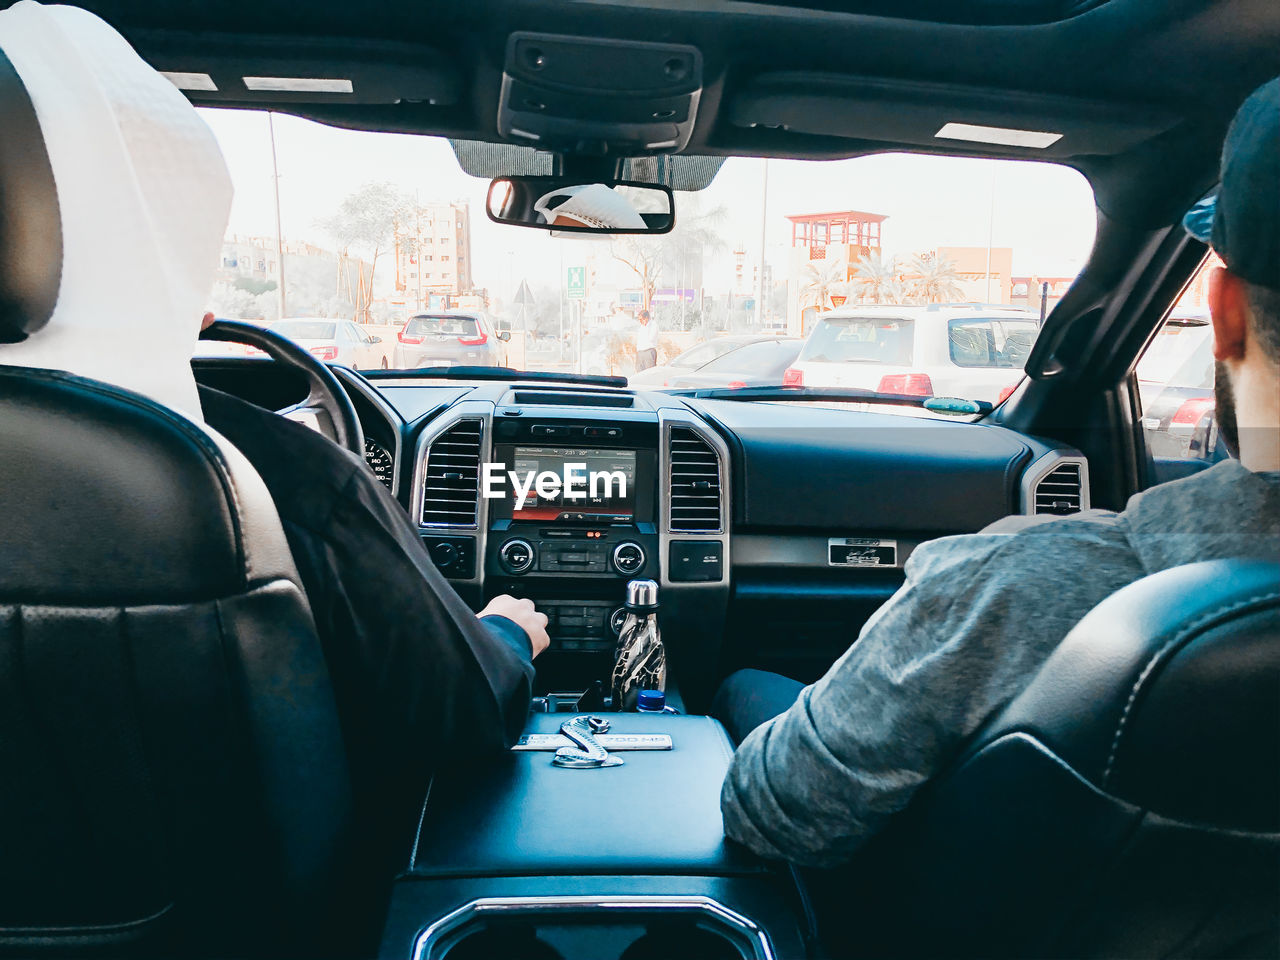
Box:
left=0, top=44, right=60, bottom=343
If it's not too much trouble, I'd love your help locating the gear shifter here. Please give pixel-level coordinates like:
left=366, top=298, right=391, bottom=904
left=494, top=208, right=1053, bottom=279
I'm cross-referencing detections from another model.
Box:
left=610, top=579, right=665, bottom=711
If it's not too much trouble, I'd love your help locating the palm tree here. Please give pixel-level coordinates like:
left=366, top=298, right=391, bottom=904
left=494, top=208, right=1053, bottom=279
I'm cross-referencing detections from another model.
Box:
left=905, top=253, right=965, bottom=304
left=799, top=258, right=848, bottom=313
left=852, top=251, right=901, bottom=304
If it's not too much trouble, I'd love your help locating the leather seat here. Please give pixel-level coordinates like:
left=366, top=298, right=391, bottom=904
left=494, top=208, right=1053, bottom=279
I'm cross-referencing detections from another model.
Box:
left=0, top=46, right=354, bottom=958
left=844, top=559, right=1280, bottom=958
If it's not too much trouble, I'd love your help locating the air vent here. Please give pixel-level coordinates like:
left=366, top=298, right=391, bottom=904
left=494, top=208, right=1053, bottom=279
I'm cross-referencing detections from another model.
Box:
left=420, top=419, right=483, bottom=527
left=668, top=427, right=722, bottom=532
left=1034, top=461, right=1083, bottom=515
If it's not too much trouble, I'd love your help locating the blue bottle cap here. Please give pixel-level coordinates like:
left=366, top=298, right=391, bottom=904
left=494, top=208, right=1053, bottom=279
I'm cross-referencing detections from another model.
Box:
left=636, top=689, right=666, bottom=712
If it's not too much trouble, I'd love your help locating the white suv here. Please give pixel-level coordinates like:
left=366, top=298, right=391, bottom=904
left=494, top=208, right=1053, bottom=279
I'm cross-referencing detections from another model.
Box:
left=784, top=304, right=1042, bottom=404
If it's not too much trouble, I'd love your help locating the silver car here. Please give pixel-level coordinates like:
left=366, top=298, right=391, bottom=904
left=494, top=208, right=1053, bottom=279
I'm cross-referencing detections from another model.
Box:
left=267, top=318, right=387, bottom=369
left=392, top=312, right=510, bottom=369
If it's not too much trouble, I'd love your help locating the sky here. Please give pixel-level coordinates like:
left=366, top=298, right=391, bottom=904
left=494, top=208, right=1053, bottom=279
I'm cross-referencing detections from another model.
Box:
left=199, top=107, right=1098, bottom=300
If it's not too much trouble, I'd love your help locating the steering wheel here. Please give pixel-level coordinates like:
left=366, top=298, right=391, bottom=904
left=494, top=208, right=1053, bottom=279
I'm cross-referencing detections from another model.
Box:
left=199, top=319, right=364, bottom=457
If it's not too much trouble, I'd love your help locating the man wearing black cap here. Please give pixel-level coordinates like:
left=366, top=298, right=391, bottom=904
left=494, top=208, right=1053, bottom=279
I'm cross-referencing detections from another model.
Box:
left=716, top=77, right=1280, bottom=868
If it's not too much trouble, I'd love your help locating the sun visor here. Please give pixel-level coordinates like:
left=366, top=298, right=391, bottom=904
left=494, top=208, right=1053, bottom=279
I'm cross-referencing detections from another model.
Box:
left=0, top=1, right=232, bottom=423
left=134, top=30, right=462, bottom=106
left=729, top=73, right=1183, bottom=160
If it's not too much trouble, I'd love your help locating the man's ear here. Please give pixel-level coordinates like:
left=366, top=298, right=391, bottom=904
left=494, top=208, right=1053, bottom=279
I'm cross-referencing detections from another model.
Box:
left=1207, top=266, right=1249, bottom=362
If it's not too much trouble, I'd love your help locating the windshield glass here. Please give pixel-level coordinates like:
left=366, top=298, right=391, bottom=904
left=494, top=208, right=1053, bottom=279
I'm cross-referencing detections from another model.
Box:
left=198, top=109, right=1096, bottom=415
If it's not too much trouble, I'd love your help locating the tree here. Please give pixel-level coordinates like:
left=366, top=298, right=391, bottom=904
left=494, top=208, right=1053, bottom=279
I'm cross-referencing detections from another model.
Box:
left=905, top=252, right=964, bottom=304
left=852, top=251, right=902, bottom=304
left=320, top=182, right=411, bottom=320
left=799, top=258, right=848, bottom=313
left=611, top=199, right=729, bottom=313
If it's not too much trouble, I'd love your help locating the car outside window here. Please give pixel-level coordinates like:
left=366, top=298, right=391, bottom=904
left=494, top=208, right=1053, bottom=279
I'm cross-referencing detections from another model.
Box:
left=678, top=340, right=740, bottom=369
left=272, top=320, right=335, bottom=340
left=1136, top=259, right=1221, bottom=463
left=698, top=340, right=794, bottom=375
left=797, top=317, right=914, bottom=366
left=404, top=315, right=480, bottom=339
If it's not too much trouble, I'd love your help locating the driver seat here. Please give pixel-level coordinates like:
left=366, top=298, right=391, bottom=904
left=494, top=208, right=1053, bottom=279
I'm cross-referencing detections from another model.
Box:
left=0, top=44, right=355, bottom=959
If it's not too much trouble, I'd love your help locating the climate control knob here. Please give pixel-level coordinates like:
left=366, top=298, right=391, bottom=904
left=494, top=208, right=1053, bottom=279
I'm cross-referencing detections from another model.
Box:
left=499, top=539, right=535, bottom=575
left=612, top=541, right=646, bottom=575
left=609, top=606, right=628, bottom=637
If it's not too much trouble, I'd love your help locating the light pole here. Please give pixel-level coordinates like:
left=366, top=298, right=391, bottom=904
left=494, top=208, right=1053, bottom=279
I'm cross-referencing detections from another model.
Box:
left=268, top=113, right=287, bottom=320
left=755, top=158, right=769, bottom=328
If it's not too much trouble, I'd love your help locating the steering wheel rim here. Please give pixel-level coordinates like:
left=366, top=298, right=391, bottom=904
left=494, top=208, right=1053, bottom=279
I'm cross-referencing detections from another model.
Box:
left=199, top=319, right=364, bottom=457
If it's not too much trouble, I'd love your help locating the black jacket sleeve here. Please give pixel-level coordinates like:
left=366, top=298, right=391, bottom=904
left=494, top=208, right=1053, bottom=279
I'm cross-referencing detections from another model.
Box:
left=197, top=386, right=535, bottom=783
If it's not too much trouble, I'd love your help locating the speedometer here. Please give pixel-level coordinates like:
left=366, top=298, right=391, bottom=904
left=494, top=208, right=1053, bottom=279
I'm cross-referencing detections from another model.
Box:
left=364, top=438, right=394, bottom=489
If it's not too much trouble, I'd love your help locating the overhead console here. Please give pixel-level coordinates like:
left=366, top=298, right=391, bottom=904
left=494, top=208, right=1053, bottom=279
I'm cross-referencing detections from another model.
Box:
left=498, top=33, right=703, bottom=154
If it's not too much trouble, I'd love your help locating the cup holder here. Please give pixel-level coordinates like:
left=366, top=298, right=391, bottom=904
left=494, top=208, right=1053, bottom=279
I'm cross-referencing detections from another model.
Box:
left=420, top=896, right=772, bottom=960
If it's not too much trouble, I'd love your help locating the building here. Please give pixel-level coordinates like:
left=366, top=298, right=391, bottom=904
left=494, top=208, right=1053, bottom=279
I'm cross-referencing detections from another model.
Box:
left=785, top=209, right=888, bottom=334
left=393, top=200, right=474, bottom=311
left=935, top=245, right=1015, bottom=304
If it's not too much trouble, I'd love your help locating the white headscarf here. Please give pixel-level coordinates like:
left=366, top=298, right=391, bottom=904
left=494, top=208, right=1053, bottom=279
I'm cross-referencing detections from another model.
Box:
left=0, top=1, right=232, bottom=422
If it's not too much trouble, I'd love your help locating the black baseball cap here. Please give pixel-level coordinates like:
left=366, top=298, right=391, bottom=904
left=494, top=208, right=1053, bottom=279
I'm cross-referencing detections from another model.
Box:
left=1183, top=77, right=1280, bottom=291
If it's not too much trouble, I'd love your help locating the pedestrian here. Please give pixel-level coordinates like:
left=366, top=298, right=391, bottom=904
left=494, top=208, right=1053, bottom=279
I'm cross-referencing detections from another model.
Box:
left=635, top=308, right=658, bottom=371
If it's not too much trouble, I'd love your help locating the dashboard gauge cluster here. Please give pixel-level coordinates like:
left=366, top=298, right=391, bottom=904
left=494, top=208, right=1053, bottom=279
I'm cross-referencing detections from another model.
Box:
left=364, top=438, right=395, bottom=489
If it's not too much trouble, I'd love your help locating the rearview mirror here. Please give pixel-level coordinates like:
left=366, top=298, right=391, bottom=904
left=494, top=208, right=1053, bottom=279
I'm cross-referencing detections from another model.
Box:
left=486, top=177, right=674, bottom=235
left=367, top=335, right=382, bottom=344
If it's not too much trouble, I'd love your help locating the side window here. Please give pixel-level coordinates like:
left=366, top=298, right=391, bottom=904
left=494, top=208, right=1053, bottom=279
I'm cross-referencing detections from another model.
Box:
left=1136, top=259, right=1222, bottom=463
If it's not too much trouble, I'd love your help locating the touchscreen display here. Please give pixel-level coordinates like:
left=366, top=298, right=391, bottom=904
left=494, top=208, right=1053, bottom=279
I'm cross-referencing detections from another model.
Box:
left=510, top=446, right=637, bottom=521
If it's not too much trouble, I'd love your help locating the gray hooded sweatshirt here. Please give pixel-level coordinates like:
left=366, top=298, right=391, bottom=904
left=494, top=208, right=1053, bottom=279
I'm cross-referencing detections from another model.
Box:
left=721, top=460, right=1280, bottom=867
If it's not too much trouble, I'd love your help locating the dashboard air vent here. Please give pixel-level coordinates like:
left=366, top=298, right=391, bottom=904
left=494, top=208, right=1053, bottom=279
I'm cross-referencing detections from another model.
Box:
left=420, top=418, right=483, bottom=527
left=668, top=427, right=722, bottom=532
left=1034, top=460, right=1083, bottom=515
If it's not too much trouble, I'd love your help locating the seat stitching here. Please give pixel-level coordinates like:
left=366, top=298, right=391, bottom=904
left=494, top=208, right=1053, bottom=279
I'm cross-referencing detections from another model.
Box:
left=408, top=776, right=435, bottom=870
left=1103, top=589, right=1280, bottom=786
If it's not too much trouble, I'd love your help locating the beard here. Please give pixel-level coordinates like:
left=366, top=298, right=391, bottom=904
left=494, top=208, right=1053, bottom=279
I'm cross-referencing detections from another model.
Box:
left=1213, top=360, right=1241, bottom=459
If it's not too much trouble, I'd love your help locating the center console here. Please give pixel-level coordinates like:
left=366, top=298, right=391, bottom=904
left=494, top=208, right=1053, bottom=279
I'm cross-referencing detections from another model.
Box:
left=378, top=713, right=809, bottom=959
left=412, top=389, right=733, bottom=705
left=486, top=416, right=660, bottom=661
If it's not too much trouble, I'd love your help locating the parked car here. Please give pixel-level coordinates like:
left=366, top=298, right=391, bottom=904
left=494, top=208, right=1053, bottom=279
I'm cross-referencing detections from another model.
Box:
left=266, top=318, right=387, bottom=369
left=392, top=312, right=509, bottom=369
left=784, top=304, right=1042, bottom=403
left=1137, top=312, right=1217, bottom=459
left=667, top=338, right=802, bottom=389
left=628, top=333, right=782, bottom=387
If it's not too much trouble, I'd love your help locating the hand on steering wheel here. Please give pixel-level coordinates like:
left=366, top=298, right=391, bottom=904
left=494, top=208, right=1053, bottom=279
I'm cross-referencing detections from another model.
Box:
left=198, top=317, right=365, bottom=457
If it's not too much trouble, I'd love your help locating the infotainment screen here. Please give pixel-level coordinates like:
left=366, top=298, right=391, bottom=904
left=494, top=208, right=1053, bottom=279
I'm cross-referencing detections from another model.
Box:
left=510, top=446, right=637, bottom=522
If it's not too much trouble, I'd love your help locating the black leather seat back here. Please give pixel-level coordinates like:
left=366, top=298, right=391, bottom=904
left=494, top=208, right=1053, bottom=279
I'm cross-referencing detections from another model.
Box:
left=852, top=559, right=1280, bottom=958
left=0, top=368, right=354, bottom=957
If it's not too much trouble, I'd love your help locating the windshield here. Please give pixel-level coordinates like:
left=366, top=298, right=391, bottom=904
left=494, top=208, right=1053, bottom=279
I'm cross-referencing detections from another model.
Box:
left=199, top=109, right=1097, bottom=415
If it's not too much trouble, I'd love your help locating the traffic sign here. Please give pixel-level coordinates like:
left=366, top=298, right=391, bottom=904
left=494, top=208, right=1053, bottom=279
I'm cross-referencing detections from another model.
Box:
left=566, top=266, right=585, bottom=300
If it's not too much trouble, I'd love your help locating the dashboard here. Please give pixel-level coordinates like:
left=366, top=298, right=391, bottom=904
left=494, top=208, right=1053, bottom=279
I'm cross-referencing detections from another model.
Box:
left=192, top=359, right=1088, bottom=707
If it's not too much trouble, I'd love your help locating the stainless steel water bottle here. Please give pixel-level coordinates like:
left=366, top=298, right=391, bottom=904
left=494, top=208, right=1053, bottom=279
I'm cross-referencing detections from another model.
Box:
left=610, top=579, right=664, bottom=711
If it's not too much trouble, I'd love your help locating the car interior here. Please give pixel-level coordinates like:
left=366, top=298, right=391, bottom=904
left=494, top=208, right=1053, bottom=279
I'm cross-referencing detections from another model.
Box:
left=1, top=0, right=1278, bottom=958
